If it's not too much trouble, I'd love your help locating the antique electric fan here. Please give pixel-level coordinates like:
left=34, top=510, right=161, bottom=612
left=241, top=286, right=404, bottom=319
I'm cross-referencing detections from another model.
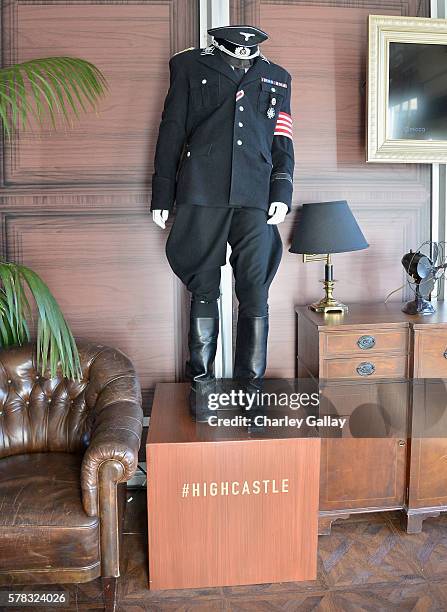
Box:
left=401, top=241, right=447, bottom=315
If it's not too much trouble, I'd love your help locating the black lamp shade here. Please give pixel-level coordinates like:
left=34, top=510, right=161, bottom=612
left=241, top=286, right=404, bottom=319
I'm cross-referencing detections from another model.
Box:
left=289, top=200, right=369, bottom=255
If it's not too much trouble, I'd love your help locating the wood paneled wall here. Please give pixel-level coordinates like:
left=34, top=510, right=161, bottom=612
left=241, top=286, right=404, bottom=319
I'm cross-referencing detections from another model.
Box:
left=231, top=0, right=432, bottom=378
left=0, top=0, right=198, bottom=406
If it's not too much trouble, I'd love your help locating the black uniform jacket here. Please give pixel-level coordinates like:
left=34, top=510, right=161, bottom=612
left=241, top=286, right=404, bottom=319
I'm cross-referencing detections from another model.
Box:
left=151, top=47, right=294, bottom=213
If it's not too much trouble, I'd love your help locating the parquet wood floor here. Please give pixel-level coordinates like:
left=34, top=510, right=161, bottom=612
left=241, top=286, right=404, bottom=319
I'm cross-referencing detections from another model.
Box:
left=2, top=490, right=447, bottom=611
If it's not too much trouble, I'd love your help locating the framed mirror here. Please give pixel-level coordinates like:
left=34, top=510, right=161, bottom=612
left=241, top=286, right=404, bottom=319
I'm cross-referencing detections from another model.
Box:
left=367, top=15, right=447, bottom=163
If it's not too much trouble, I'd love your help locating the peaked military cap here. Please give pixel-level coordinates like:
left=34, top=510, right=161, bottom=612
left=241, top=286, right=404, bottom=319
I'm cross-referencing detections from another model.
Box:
left=208, top=25, right=268, bottom=47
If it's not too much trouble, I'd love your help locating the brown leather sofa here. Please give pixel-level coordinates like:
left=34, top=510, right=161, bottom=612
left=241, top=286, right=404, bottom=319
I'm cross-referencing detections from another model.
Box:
left=0, top=341, right=143, bottom=611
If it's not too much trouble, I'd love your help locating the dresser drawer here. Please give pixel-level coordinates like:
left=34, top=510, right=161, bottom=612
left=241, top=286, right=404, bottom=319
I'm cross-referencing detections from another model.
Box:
left=320, top=328, right=409, bottom=358
left=321, top=354, right=408, bottom=380
left=414, top=330, right=447, bottom=378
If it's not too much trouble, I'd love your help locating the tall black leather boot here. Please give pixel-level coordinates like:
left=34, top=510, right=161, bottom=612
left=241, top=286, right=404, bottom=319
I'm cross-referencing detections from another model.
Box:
left=233, top=315, right=269, bottom=389
left=233, top=316, right=269, bottom=430
left=186, top=317, right=219, bottom=422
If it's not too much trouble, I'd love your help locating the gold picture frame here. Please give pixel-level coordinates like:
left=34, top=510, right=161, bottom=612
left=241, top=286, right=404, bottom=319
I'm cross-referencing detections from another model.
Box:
left=367, top=15, right=447, bottom=163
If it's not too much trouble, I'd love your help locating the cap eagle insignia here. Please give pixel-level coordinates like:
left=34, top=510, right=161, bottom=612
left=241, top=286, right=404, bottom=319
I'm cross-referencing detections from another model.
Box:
left=239, top=32, right=256, bottom=42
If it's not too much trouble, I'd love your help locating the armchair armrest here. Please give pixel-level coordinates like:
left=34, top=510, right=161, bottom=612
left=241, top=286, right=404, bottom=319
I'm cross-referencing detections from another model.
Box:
left=81, top=402, right=142, bottom=516
left=81, top=398, right=142, bottom=577
left=80, top=349, right=143, bottom=517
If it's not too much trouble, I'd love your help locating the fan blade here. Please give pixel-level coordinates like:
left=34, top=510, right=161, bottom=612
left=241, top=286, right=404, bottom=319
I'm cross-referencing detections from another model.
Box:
left=419, top=273, right=436, bottom=298
left=416, top=255, right=433, bottom=279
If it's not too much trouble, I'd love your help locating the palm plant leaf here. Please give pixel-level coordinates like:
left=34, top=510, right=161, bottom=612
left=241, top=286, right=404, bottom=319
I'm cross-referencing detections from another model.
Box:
left=0, top=57, right=108, bottom=136
left=0, top=293, right=18, bottom=346
left=0, top=262, right=81, bottom=380
left=0, top=266, right=24, bottom=345
left=50, top=58, right=88, bottom=116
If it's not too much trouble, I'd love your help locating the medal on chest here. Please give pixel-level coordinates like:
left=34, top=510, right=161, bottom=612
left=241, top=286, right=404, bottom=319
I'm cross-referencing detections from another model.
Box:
left=267, top=93, right=277, bottom=119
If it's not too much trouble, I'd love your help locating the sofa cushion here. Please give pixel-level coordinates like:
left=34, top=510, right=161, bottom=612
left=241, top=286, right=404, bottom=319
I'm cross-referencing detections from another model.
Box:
left=0, top=453, right=100, bottom=573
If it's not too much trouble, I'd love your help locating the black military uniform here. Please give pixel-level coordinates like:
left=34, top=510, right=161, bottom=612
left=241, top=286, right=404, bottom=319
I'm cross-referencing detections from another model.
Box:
left=151, top=26, right=294, bottom=419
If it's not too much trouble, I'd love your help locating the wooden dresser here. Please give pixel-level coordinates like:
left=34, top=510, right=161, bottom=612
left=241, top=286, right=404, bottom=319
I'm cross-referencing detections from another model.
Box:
left=296, top=302, right=447, bottom=535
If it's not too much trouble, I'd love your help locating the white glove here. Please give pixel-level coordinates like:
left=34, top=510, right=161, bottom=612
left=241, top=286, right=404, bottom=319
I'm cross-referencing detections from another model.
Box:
left=152, top=210, right=169, bottom=229
left=267, top=202, right=288, bottom=225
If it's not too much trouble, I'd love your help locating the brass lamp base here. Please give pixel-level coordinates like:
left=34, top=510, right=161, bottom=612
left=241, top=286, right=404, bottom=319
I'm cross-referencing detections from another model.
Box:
left=309, top=298, right=348, bottom=314
left=309, top=278, right=348, bottom=314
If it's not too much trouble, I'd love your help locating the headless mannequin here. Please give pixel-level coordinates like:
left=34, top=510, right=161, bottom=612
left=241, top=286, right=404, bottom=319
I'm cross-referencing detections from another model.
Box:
left=152, top=42, right=288, bottom=229
left=151, top=30, right=292, bottom=420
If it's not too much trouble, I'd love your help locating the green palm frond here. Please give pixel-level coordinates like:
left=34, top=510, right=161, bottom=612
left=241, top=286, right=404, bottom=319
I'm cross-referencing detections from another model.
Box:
left=0, top=262, right=81, bottom=380
left=0, top=57, right=108, bottom=138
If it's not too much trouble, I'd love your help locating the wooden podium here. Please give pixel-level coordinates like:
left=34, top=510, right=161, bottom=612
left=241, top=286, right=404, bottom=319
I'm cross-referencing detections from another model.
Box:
left=146, top=383, right=320, bottom=590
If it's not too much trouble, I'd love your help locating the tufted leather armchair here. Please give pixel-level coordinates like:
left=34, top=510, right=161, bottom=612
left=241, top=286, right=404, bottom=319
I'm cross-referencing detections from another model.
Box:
left=0, top=341, right=143, bottom=611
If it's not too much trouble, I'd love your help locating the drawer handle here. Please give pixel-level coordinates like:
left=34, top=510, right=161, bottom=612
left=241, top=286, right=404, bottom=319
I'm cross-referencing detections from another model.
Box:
left=357, top=362, right=376, bottom=377
left=357, top=335, right=376, bottom=350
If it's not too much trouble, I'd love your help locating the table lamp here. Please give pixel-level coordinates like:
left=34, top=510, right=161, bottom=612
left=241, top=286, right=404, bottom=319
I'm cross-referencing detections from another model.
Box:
left=289, top=200, right=369, bottom=314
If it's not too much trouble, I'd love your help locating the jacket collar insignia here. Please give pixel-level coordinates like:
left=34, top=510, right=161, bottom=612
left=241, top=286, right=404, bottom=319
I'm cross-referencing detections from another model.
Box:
left=200, top=45, right=215, bottom=56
